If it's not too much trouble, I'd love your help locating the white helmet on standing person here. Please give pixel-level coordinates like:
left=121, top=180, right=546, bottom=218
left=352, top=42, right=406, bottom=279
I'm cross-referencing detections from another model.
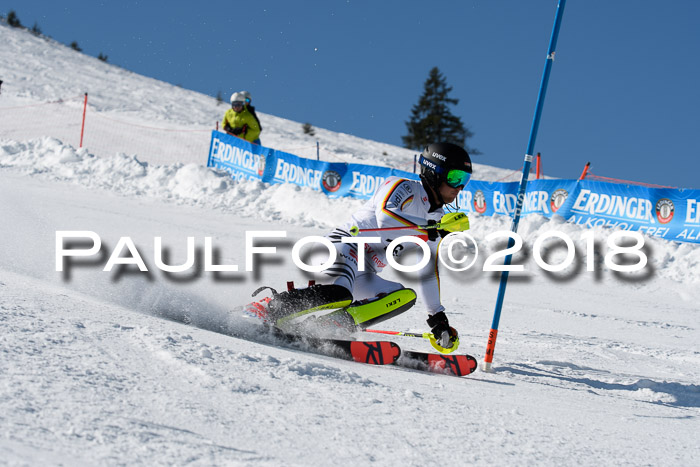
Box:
left=230, top=92, right=246, bottom=106
left=240, top=91, right=252, bottom=105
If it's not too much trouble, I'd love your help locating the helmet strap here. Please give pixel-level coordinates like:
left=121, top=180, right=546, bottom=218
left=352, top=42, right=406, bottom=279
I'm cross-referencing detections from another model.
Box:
left=420, top=174, right=462, bottom=213
left=420, top=175, right=445, bottom=211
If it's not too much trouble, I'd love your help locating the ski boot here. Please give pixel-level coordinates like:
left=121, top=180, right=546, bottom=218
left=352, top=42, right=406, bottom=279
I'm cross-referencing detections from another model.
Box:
left=248, top=282, right=353, bottom=328
left=315, top=288, right=417, bottom=331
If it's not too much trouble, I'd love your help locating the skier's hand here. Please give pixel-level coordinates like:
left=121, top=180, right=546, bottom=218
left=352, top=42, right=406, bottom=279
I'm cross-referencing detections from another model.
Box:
left=427, top=311, right=459, bottom=349
left=426, top=220, right=448, bottom=242
left=230, top=127, right=244, bottom=135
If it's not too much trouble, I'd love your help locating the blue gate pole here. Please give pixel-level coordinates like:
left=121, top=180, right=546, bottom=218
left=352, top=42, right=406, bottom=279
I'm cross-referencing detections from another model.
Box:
left=483, top=0, right=567, bottom=371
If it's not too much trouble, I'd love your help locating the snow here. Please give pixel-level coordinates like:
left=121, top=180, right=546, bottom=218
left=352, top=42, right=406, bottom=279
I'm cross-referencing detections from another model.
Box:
left=1, top=22, right=700, bottom=466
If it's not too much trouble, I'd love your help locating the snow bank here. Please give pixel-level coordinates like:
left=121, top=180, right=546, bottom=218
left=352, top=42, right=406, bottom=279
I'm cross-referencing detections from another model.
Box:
left=0, top=137, right=365, bottom=228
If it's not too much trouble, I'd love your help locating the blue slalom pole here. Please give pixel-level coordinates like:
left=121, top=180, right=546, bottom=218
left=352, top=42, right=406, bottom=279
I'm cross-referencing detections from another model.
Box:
left=483, top=0, right=567, bottom=371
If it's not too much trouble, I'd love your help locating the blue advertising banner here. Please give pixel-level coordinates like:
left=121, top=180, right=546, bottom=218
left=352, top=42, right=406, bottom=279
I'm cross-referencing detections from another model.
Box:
left=207, top=131, right=700, bottom=244
left=555, top=180, right=700, bottom=243
left=269, top=149, right=325, bottom=190
left=344, top=164, right=394, bottom=198
left=448, top=179, right=577, bottom=218
left=207, top=131, right=274, bottom=182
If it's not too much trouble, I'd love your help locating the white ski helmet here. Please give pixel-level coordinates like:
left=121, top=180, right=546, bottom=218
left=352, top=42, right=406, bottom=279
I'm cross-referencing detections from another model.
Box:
left=230, top=92, right=246, bottom=104
left=240, top=90, right=251, bottom=104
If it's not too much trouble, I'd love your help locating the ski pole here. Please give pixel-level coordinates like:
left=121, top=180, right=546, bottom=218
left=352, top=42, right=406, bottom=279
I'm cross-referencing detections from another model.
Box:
left=363, top=328, right=459, bottom=354
left=364, top=328, right=431, bottom=339
left=350, top=212, right=469, bottom=236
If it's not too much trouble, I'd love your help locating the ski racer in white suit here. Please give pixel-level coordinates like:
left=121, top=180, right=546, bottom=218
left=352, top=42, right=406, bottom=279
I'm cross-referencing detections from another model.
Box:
left=268, top=142, right=472, bottom=349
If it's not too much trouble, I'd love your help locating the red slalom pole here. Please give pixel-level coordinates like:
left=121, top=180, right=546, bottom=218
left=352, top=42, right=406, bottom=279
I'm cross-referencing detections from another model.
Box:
left=579, top=161, right=590, bottom=180
left=79, top=93, right=88, bottom=148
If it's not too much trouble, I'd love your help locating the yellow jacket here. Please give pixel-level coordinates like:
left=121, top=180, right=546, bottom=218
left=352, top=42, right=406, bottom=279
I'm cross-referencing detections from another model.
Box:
left=221, top=106, right=261, bottom=143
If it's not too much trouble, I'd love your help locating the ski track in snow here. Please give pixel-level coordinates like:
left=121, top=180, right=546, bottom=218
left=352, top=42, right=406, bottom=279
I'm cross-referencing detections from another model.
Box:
left=2, top=22, right=700, bottom=466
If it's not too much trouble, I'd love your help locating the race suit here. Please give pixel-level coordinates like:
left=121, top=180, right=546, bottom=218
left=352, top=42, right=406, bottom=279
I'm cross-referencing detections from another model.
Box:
left=322, top=176, right=445, bottom=316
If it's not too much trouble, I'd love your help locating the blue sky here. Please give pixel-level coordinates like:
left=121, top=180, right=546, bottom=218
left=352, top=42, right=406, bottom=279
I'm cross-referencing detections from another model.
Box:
left=8, top=1, right=700, bottom=188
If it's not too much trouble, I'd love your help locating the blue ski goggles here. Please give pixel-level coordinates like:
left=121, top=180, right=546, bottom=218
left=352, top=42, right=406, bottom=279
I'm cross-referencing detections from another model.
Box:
left=445, top=169, right=471, bottom=188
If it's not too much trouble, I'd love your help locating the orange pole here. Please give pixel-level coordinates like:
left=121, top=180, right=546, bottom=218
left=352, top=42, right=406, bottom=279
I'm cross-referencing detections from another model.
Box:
left=536, top=152, right=541, bottom=179
left=484, top=329, right=498, bottom=365
left=579, top=161, right=590, bottom=180
left=79, top=93, right=88, bottom=148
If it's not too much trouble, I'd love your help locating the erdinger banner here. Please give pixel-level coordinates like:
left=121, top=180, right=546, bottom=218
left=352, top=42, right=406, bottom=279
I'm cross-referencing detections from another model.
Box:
left=207, top=131, right=275, bottom=182
left=449, top=179, right=578, bottom=219
left=207, top=131, right=700, bottom=244
left=555, top=180, right=700, bottom=243
left=207, top=131, right=417, bottom=198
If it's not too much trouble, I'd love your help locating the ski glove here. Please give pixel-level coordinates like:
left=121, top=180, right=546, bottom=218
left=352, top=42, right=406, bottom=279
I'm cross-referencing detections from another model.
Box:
left=427, top=311, right=459, bottom=349
left=230, top=127, right=244, bottom=135
left=426, top=220, right=448, bottom=242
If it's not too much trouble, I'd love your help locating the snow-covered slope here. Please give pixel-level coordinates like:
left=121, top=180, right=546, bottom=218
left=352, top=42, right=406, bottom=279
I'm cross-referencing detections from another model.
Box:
left=0, top=23, right=514, bottom=180
left=1, top=22, right=699, bottom=466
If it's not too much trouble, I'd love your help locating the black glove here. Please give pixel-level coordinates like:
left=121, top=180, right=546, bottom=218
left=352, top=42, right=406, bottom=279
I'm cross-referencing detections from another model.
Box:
left=427, top=311, right=459, bottom=348
left=426, top=220, right=448, bottom=242
left=230, top=127, right=243, bottom=135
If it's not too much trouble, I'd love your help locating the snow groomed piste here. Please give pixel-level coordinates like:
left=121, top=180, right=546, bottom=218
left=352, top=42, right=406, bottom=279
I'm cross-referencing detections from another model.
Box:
left=1, top=10, right=700, bottom=466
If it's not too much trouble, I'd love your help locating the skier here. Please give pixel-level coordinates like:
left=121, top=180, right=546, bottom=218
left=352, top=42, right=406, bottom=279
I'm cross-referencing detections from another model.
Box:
left=221, top=92, right=261, bottom=144
left=240, top=90, right=262, bottom=145
left=265, top=142, right=472, bottom=349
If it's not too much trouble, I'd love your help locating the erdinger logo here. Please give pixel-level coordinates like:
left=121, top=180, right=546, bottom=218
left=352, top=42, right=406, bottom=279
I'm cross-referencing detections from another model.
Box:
left=550, top=189, right=568, bottom=213
left=322, top=170, right=342, bottom=192
left=474, top=190, right=487, bottom=214
left=257, top=156, right=266, bottom=177
left=655, top=198, right=674, bottom=224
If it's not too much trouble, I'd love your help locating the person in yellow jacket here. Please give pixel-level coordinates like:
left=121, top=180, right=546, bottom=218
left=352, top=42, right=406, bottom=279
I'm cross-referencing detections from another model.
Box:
left=221, top=92, right=261, bottom=144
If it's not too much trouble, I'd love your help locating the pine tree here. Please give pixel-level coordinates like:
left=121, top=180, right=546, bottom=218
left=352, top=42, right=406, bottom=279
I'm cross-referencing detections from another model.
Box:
left=302, top=123, right=316, bottom=136
left=70, top=41, right=82, bottom=52
left=98, top=53, right=108, bottom=62
left=7, top=10, right=21, bottom=28
left=402, top=67, right=479, bottom=154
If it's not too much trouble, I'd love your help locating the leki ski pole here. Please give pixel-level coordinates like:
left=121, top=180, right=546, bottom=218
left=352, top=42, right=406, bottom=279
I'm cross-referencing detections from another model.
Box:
left=350, top=212, right=469, bottom=236
left=363, top=328, right=459, bottom=354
